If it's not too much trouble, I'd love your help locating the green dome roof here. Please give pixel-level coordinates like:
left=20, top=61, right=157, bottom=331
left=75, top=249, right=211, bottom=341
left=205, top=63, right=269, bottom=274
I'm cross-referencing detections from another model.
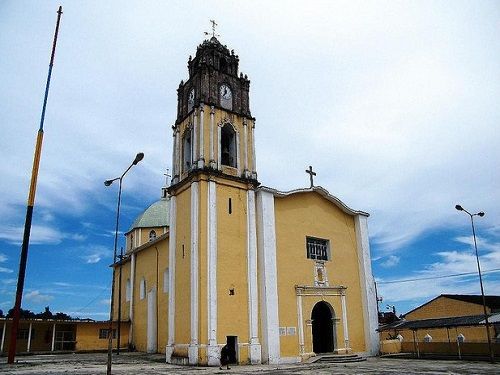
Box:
left=129, top=197, right=170, bottom=231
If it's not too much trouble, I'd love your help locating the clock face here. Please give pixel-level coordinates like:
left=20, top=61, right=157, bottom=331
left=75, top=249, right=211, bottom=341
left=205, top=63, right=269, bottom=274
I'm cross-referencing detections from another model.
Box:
left=188, top=88, right=195, bottom=103
left=220, top=84, right=232, bottom=100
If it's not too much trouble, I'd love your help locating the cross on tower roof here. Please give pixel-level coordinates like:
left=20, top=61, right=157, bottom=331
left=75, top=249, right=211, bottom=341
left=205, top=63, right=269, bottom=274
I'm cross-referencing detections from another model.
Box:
left=306, top=166, right=316, bottom=188
left=164, top=169, right=171, bottom=186
left=204, top=19, right=220, bottom=39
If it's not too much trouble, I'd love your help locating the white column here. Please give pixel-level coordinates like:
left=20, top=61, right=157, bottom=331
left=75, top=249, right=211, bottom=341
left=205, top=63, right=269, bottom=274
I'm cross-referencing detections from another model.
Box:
left=207, top=180, right=219, bottom=366
left=0, top=321, right=6, bottom=353
left=251, top=122, right=257, bottom=178
left=256, top=190, right=280, bottom=364
left=297, top=294, right=305, bottom=355
left=236, top=129, right=241, bottom=175
left=171, top=127, right=178, bottom=183
left=209, top=106, right=215, bottom=168
left=175, top=128, right=181, bottom=179
left=217, top=125, right=222, bottom=171
left=354, top=215, right=379, bottom=356
left=189, top=182, right=199, bottom=364
left=246, top=190, right=261, bottom=364
left=147, top=287, right=157, bottom=353
left=51, top=323, right=56, bottom=352
left=26, top=322, right=32, bottom=353
left=129, top=253, right=136, bottom=345
left=341, top=290, right=350, bottom=352
left=243, top=118, right=249, bottom=177
left=193, top=109, right=199, bottom=164
left=198, top=104, right=205, bottom=168
left=166, top=196, right=177, bottom=362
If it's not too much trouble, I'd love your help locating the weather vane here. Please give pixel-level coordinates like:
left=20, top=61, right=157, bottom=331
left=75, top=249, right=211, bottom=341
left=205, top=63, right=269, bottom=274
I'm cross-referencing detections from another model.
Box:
left=204, top=19, right=220, bottom=39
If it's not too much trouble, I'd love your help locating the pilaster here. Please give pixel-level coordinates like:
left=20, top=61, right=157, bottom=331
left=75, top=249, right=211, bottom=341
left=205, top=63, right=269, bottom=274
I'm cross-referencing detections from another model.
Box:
left=209, top=106, right=216, bottom=168
left=189, top=182, right=199, bottom=364
left=198, top=103, right=205, bottom=168
left=207, top=180, right=219, bottom=366
left=166, top=196, right=177, bottom=362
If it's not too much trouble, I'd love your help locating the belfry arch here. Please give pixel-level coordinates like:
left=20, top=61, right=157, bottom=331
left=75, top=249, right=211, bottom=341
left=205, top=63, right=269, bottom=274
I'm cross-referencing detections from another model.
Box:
left=311, top=301, right=336, bottom=354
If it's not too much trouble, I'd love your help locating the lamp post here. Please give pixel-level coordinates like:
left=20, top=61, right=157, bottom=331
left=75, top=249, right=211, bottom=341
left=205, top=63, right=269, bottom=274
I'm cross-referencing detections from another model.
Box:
left=455, top=204, right=494, bottom=362
left=105, top=152, right=144, bottom=374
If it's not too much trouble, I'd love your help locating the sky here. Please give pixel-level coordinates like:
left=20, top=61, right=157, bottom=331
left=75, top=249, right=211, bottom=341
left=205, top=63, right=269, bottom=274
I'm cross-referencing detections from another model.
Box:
left=0, top=1, right=499, bottom=320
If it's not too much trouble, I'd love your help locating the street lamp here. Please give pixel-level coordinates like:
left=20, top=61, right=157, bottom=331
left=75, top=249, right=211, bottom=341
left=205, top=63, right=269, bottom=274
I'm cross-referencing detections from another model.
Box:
left=105, top=152, right=144, bottom=374
left=455, top=204, right=494, bottom=362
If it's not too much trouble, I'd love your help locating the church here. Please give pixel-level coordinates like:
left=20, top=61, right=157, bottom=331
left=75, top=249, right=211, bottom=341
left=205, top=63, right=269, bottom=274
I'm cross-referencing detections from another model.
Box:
left=112, top=35, right=379, bottom=366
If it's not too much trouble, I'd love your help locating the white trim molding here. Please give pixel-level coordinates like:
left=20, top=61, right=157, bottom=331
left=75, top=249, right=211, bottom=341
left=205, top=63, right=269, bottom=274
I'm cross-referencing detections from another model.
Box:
left=198, top=103, right=205, bottom=168
left=189, top=182, right=199, bottom=364
left=209, top=106, right=215, bottom=168
left=256, top=190, right=280, bottom=364
left=129, top=253, right=136, bottom=345
left=207, top=180, right=219, bottom=366
left=354, top=215, right=379, bottom=356
left=166, top=195, right=177, bottom=363
left=147, top=287, right=157, bottom=353
left=246, top=190, right=261, bottom=364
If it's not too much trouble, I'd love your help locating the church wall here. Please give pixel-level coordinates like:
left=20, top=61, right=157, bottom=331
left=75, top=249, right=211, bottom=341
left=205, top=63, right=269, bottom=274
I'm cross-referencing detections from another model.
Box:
left=131, top=242, right=162, bottom=352
left=215, top=181, right=251, bottom=357
left=114, top=260, right=131, bottom=322
left=273, top=192, right=367, bottom=356
left=174, top=186, right=192, bottom=348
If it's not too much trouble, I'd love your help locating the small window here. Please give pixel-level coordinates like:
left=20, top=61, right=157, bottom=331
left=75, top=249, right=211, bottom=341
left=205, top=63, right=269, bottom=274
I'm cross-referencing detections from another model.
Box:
left=163, top=268, right=169, bottom=293
left=182, top=128, right=192, bottom=172
left=140, top=278, right=146, bottom=300
left=306, top=237, right=330, bottom=261
left=423, top=334, right=432, bottom=343
left=99, top=329, right=116, bottom=339
left=125, top=278, right=131, bottom=302
left=149, top=230, right=157, bottom=241
left=221, top=123, right=237, bottom=167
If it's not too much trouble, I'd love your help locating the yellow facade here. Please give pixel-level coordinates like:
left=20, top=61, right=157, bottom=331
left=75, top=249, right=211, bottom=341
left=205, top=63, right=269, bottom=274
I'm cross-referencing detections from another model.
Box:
left=111, top=36, right=378, bottom=366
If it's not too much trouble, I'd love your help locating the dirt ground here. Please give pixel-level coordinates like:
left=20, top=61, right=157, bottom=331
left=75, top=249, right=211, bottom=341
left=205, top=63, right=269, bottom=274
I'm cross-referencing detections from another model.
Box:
left=0, top=352, right=499, bottom=374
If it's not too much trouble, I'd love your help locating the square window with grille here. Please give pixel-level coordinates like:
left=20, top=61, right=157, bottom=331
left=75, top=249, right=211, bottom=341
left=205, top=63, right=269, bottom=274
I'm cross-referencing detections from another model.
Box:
left=306, top=237, right=330, bottom=261
left=99, top=329, right=116, bottom=339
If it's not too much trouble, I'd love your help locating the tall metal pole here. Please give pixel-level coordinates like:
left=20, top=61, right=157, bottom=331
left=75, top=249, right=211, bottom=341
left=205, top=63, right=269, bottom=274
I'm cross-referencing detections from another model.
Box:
left=470, top=215, right=494, bottom=363
left=456, top=205, right=494, bottom=363
left=105, top=152, right=143, bottom=374
left=8, top=6, right=63, bottom=364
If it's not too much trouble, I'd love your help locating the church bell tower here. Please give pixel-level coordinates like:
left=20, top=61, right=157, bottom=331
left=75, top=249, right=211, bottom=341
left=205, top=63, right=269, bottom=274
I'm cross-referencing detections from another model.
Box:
left=166, top=35, right=261, bottom=365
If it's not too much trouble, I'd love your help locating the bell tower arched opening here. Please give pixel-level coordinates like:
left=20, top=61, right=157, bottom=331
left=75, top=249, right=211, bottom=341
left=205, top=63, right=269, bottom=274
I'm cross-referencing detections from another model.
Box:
left=221, top=123, right=237, bottom=168
left=311, top=301, right=335, bottom=354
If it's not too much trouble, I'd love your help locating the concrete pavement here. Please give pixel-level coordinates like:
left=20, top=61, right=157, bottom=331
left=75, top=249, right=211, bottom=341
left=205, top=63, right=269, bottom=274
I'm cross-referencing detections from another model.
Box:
left=0, top=352, right=498, bottom=374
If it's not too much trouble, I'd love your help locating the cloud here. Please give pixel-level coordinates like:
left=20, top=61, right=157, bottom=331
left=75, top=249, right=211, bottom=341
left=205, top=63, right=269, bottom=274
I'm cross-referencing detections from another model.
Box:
left=24, top=290, right=54, bottom=303
left=0, top=225, right=87, bottom=246
left=81, top=245, right=112, bottom=264
left=380, top=255, right=400, bottom=268
left=0, top=253, right=6, bottom=262
left=0, top=267, right=13, bottom=273
left=100, top=299, right=111, bottom=306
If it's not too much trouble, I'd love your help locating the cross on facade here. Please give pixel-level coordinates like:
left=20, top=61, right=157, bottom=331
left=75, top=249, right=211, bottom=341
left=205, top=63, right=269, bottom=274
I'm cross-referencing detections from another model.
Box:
left=306, top=166, right=316, bottom=188
left=204, top=20, right=220, bottom=39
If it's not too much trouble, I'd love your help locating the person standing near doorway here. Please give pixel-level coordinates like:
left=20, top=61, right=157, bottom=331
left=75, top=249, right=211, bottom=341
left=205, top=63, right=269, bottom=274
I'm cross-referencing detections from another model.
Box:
left=219, top=344, right=231, bottom=370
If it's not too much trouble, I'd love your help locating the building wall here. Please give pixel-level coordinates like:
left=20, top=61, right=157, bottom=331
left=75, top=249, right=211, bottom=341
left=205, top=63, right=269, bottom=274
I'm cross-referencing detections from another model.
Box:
left=128, top=237, right=169, bottom=353
left=75, top=322, right=129, bottom=351
left=215, top=180, right=250, bottom=357
left=273, top=192, right=367, bottom=357
left=405, top=296, right=489, bottom=320
left=173, top=185, right=192, bottom=353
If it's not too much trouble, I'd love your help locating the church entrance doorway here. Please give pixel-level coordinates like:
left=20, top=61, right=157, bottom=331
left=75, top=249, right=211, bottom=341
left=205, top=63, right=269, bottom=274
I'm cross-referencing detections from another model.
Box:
left=226, top=336, right=238, bottom=364
left=311, top=301, right=335, bottom=353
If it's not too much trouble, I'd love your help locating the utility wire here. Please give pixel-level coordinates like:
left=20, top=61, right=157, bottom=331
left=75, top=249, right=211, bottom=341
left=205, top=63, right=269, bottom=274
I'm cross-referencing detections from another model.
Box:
left=377, top=268, right=500, bottom=285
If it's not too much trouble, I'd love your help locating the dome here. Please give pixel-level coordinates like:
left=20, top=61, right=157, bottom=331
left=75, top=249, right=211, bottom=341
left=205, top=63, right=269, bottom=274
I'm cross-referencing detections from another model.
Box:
left=128, top=196, right=170, bottom=232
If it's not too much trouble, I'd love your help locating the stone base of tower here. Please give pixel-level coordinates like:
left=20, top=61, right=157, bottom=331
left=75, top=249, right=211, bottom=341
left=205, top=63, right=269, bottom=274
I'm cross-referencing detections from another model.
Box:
left=249, top=342, right=262, bottom=364
left=207, top=344, right=220, bottom=366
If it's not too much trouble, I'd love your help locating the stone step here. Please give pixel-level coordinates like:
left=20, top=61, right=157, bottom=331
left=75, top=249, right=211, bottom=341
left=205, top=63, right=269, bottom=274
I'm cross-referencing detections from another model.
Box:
left=315, top=354, right=366, bottom=363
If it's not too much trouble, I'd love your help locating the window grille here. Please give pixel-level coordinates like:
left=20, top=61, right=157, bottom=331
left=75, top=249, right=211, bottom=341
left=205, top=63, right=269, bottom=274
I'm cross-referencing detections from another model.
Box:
left=306, top=237, right=329, bottom=261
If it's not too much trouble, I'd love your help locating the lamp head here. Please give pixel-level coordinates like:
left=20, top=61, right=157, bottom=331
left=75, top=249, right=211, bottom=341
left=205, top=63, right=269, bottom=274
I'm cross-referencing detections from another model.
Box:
left=455, top=204, right=464, bottom=211
left=478, top=212, right=485, bottom=217
left=104, top=180, right=114, bottom=186
left=133, top=152, right=144, bottom=165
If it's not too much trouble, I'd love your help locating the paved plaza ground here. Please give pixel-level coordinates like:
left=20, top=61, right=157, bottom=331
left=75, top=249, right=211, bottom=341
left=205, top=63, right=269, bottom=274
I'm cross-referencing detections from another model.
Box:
left=0, top=352, right=499, bottom=374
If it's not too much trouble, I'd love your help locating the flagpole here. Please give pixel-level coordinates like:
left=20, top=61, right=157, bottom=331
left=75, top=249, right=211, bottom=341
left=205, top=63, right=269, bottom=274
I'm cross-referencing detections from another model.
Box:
left=8, top=6, right=63, bottom=364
